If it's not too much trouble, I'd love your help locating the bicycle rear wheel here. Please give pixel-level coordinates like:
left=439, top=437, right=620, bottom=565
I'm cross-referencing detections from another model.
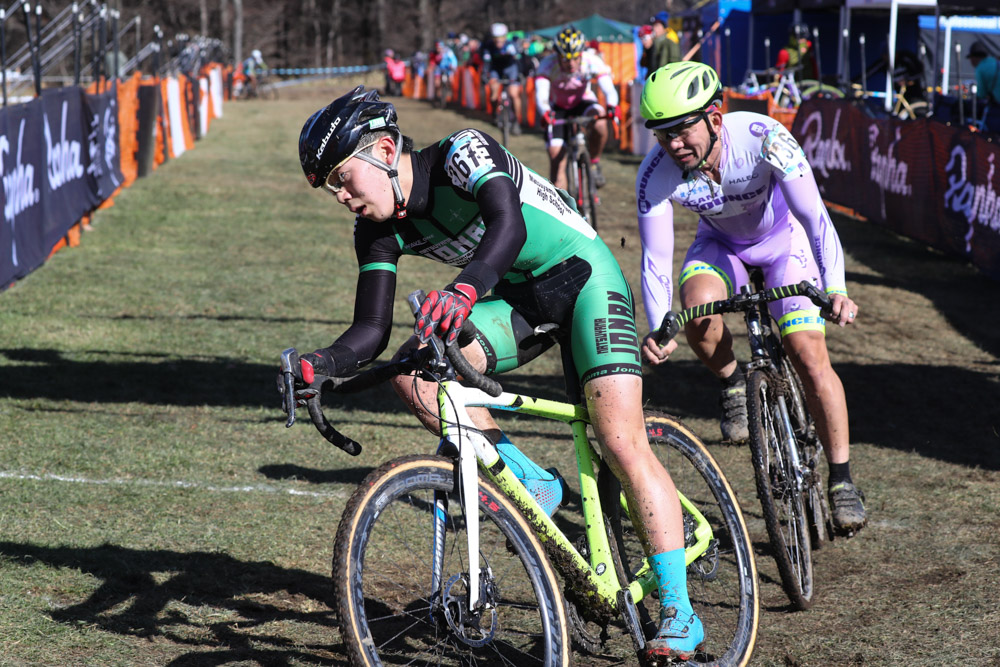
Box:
left=781, top=357, right=834, bottom=549
left=613, top=412, right=759, bottom=666
left=746, top=368, right=815, bottom=610
left=334, top=454, right=569, bottom=666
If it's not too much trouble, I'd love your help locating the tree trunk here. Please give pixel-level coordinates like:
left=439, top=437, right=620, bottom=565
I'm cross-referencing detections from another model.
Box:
left=233, top=0, right=242, bottom=64
left=200, top=0, right=209, bottom=37
left=220, top=0, right=230, bottom=55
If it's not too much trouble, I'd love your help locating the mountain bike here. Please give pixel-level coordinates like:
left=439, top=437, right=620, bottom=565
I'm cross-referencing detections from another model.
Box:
left=739, top=67, right=842, bottom=110
left=280, top=291, right=760, bottom=666
left=435, top=70, right=454, bottom=109
left=653, top=273, right=837, bottom=611
left=493, top=77, right=518, bottom=146
left=549, top=115, right=608, bottom=231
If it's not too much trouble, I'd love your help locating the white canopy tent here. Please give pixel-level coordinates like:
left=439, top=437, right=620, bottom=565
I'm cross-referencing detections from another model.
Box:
left=845, top=0, right=938, bottom=111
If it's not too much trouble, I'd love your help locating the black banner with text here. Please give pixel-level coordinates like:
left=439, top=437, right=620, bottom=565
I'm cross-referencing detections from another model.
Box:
left=792, top=99, right=1000, bottom=281
left=1, top=85, right=122, bottom=288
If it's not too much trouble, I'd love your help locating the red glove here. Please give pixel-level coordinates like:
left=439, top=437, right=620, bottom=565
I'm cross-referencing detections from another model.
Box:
left=542, top=110, right=556, bottom=126
left=607, top=106, right=621, bottom=124
left=415, top=283, right=477, bottom=346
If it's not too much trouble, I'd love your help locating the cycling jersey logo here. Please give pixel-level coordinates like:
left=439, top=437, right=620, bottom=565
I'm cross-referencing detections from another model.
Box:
left=749, top=121, right=768, bottom=137
left=594, top=290, right=639, bottom=358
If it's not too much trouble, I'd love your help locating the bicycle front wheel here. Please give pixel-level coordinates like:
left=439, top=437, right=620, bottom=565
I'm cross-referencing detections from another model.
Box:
left=578, top=154, right=598, bottom=230
left=746, top=369, right=815, bottom=610
left=333, top=454, right=569, bottom=666
left=616, top=412, right=759, bottom=666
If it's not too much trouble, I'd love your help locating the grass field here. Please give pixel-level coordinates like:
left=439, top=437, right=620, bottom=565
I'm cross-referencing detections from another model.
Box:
left=2, top=75, right=999, bottom=666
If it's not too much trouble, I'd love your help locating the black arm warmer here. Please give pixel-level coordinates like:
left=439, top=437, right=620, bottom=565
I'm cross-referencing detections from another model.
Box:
left=450, top=175, right=526, bottom=299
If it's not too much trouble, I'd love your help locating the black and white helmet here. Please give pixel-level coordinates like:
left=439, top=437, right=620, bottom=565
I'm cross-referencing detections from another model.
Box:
left=298, top=85, right=399, bottom=188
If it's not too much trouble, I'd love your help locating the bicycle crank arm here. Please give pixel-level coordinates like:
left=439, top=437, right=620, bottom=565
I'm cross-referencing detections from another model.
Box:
left=617, top=588, right=646, bottom=652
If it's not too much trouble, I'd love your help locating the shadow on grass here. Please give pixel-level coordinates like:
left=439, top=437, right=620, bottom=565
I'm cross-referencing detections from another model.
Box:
left=835, top=215, right=1000, bottom=360
left=0, top=347, right=571, bottom=410
left=0, top=541, right=346, bottom=666
left=644, top=359, right=1000, bottom=470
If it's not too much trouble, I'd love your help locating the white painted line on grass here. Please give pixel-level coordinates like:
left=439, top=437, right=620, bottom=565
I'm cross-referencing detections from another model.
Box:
left=0, top=470, right=346, bottom=498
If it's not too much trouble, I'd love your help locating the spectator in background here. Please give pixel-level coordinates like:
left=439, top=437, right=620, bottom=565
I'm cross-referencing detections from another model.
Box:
left=967, top=40, right=1000, bottom=132
left=642, top=11, right=680, bottom=72
left=968, top=40, right=1000, bottom=105
left=383, top=49, right=406, bottom=97
left=775, top=22, right=817, bottom=80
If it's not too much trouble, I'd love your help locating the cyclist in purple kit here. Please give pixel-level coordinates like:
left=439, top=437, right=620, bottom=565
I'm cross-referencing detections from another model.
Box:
left=635, top=62, right=867, bottom=534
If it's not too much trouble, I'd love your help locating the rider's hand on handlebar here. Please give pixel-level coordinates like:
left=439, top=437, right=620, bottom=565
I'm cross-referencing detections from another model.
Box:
left=827, top=293, right=859, bottom=327
left=415, top=284, right=476, bottom=347
left=277, top=347, right=339, bottom=408
left=642, top=333, right=677, bottom=366
left=607, top=105, right=621, bottom=124
left=542, top=110, right=556, bottom=126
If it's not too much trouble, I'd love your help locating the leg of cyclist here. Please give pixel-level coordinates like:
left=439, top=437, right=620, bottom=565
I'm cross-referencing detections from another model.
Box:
left=508, top=79, right=524, bottom=135
left=677, top=248, right=751, bottom=443
left=567, top=255, right=702, bottom=660
left=584, top=103, right=609, bottom=187
left=548, top=141, right=569, bottom=191
left=487, top=75, right=503, bottom=123
left=783, top=329, right=866, bottom=532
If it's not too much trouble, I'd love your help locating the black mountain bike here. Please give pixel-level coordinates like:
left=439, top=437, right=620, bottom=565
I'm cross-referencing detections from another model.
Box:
left=655, top=272, right=837, bottom=610
left=549, top=115, right=604, bottom=230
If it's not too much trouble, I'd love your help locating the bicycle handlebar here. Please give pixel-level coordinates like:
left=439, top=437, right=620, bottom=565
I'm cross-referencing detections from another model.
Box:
left=653, top=280, right=835, bottom=345
left=279, top=291, right=503, bottom=455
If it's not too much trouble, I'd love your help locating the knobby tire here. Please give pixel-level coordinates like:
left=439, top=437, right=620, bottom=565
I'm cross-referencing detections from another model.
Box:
left=614, top=412, right=760, bottom=666
left=333, top=454, right=570, bottom=666
left=746, top=369, right=815, bottom=610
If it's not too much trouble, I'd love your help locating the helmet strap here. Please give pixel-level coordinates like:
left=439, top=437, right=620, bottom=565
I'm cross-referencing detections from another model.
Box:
left=685, top=110, right=720, bottom=176
left=353, top=130, right=408, bottom=218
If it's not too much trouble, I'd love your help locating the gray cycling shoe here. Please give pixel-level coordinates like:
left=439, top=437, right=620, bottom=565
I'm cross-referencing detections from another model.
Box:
left=719, top=383, right=749, bottom=443
left=829, top=481, right=867, bottom=534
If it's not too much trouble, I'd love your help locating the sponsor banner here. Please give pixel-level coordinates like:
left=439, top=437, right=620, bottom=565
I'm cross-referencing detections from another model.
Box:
left=793, top=98, right=1000, bottom=281
left=0, top=100, right=45, bottom=286
left=0, top=86, right=124, bottom=287
left=84, top=83, right=124, bottom=205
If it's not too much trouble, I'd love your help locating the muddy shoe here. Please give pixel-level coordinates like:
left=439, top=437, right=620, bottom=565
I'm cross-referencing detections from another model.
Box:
left=593, top=162, right=606, bottom=188
left=829, top=481, right=867, bottom=535
left=719, top=383, right=749, bottom=443
left=643, top=606, right=704, bottom=665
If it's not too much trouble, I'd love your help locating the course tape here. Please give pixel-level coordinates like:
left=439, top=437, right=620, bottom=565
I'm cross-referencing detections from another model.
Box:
left=0, top=470, right=345, bottom=498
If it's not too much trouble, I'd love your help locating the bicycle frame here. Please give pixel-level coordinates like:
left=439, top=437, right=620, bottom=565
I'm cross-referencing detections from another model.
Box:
left=432, top=378, right=715, bottom=616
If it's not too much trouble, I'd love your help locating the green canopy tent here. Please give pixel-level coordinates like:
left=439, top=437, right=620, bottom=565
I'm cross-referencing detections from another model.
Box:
left=530, top=13, right=638, bottom=43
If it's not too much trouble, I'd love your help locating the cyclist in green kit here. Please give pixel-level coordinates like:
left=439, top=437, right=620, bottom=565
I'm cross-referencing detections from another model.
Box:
left=287, top=85, right=705, bottom=661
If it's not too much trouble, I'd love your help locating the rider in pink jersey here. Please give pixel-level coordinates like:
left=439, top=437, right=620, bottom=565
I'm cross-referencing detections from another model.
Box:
left=534, top=25, right=619, bottom=190
left=636, top=62, right=867, bottom=536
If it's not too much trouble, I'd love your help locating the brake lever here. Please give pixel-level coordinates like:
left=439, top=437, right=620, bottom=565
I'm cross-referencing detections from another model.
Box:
left=279, top=347, right=299, bottom=428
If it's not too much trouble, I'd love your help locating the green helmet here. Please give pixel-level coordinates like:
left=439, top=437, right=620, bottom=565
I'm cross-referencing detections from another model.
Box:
left=640, top=62, right=723, bottom=129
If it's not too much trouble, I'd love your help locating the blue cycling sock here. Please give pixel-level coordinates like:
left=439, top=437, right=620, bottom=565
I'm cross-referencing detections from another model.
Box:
left=648, top=548, right=693, bottom=616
